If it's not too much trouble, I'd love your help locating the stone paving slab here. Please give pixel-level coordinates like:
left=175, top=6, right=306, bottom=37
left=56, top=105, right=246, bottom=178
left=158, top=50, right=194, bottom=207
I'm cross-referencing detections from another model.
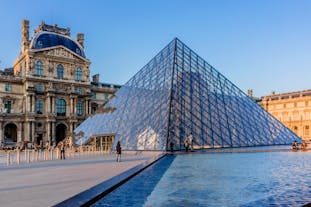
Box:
left=0, top=151, right=161, bottom=207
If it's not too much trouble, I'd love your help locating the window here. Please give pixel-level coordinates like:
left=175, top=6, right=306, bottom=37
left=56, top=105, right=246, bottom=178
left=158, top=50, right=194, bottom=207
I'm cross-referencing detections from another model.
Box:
left=37, top=84, right=43, bottom=92
left=56, top=99, right=66, bottom=116
left=36, top=100, right=43, bottom=114
left=5, top=83, right=11, bottom=92
left=4, top=100, right=11, bottom=113
left=92, top=92, right=96, bottom=99
left=35, top=61, right=44, bottom=76
left=76, top=67, right=82, bottom=81
left=305, top=125, right=310, bottom=136
left=57, top=64, right=64, bottom=78
left=76, top=102, right=83, bottom=116
left=76, top=88, right=82, bottom=95
left=104, top=94, right=109, bottom=100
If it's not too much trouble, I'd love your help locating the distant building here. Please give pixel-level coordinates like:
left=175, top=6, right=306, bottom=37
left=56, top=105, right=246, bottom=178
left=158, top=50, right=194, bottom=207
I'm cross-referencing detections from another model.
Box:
left=260, top=90, right=311, bottom=140
left=0, top=20, right=120, bottom=147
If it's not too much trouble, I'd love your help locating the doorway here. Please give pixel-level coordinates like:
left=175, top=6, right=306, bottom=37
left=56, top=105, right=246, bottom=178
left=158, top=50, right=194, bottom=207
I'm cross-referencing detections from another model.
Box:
left=56, top=123, right=67, bottom=144
left=4, top=123, right=17, bottom=143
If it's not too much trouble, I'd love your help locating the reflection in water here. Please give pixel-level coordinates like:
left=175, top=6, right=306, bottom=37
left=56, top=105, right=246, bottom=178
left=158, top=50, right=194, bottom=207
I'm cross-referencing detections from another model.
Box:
left=93, top=151, right=311, bottom=207
left=144, top=152, right=311, bottom=207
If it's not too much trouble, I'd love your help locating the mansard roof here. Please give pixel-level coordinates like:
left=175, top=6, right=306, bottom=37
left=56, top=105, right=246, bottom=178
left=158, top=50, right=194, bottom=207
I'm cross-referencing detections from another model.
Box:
left=30, top=31, right=85, bottom=58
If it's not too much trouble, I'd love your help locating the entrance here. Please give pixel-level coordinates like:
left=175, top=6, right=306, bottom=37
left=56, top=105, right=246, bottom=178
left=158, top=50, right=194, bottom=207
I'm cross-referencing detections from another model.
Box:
left=4, top=123, right=17, bottom=143
left=56, top=123, right=67, bottom=144
left=37, top=134, right=43, bottom=146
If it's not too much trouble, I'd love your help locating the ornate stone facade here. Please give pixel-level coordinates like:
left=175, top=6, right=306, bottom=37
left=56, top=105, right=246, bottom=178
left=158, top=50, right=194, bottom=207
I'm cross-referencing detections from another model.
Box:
left=260, top=90, right=311, bottom=141
left=0, top=20, right=120, bottom=147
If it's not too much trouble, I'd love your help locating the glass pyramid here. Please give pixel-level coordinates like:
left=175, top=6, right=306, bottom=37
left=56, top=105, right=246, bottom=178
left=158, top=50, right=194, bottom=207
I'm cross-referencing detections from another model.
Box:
left=75, top=38, right=300, bottom=150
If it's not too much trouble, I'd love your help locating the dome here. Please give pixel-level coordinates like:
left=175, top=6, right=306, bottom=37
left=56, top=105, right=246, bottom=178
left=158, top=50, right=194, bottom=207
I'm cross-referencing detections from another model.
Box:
left=30, top=31, right=85, bottom=58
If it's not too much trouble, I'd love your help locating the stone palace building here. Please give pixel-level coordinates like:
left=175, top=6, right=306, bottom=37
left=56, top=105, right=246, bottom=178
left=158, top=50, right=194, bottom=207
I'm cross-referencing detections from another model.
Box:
left=260, top=90, right=311, bottom=141
left=0, top=20, right=120, bottom=147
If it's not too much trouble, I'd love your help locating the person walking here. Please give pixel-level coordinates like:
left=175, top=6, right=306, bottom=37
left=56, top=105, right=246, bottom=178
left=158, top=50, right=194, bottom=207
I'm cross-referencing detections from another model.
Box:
left=116, top=141, right=122, bottom=162
left=169, top=141, right=174, bottom=153
left=59, top=141, right=66, bottom=160
left=188, top=133, right=194, bottom=151
left=184, top=137, right=189, bottom=152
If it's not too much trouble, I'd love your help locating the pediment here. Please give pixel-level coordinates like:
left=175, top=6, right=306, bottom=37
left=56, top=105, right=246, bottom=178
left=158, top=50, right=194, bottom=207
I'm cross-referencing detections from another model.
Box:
left=33, top=46, right=89, bottom=62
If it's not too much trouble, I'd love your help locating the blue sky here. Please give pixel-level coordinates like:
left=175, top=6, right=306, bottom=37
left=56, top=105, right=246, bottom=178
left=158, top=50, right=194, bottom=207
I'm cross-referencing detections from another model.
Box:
left=0, top=0, right=310, bottom=97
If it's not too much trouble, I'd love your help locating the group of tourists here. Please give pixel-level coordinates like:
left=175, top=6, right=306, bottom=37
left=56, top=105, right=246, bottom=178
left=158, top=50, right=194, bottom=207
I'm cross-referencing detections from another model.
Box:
left=292, top=140, right=308, bottom=150
left=169, top=133, right=195, bottom=153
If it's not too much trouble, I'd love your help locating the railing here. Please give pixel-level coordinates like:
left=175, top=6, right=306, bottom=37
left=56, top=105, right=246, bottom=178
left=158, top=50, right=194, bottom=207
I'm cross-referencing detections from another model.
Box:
left=0, top=146, right=111, bottom=167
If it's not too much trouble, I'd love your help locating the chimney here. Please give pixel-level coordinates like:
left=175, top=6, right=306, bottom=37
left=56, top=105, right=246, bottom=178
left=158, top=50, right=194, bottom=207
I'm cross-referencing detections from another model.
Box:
left=77, top=33, right=84, bottom=48
left=22, top=19, right=30, bottom=52
left=247, top=89, right=253, bottom=98
left=92, top=74, right=99, bottom=83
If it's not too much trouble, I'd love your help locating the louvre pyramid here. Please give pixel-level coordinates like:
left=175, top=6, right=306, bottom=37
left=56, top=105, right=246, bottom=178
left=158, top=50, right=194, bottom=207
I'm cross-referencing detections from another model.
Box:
left=76, top=38, right=300, bottom=150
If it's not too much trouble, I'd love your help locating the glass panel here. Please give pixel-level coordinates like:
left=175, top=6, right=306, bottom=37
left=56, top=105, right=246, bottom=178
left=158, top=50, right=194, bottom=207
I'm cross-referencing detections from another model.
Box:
left=75, top=38, right=300, bottom=150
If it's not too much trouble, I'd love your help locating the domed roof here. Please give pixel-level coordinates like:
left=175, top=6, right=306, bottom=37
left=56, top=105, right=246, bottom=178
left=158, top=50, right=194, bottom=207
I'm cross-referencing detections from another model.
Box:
left=30, top=31, right=85, bottom=58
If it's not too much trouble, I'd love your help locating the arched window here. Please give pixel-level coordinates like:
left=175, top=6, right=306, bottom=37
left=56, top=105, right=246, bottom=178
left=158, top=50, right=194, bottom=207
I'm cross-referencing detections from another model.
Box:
left=56, top=99, right=66, bottom=116
left=35, top=61, right=44, bottom=76
left=76, top=102, right=83, bottom=116
left=57, top=64, right=64, bottom=79
left=36, top=100, right=43, bottom=114
left=76, top=67, right=82, bottom=81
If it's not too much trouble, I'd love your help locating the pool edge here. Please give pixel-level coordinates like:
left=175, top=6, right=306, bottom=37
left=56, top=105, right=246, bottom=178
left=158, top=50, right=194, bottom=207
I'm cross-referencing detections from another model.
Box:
left=53, top=152, right=167, bottom=207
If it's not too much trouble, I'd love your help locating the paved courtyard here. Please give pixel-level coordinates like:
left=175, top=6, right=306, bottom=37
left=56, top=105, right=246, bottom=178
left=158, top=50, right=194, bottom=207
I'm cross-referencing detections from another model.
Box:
left=0, top=151, right=161, bottom=207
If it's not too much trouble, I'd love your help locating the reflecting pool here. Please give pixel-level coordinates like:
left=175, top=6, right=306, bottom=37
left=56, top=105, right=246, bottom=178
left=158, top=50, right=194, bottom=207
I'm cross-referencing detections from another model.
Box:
left=93, top=149, right=311, bottom=207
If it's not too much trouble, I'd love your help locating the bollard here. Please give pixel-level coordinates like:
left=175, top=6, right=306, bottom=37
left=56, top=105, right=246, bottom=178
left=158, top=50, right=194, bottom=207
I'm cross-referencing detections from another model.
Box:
left=43, top=150, right=46, bottom=161
left=38, top=149, right=41, bottom=161
left=31, top=150, right=35, bottom=162
left=36, top=150, right=39, bottom=161
left=7, top=151, right=11, bottom=166
left=27, top=150, right=30, bottom=163
left=17, top=150, right=20, bottom=165
left=56, top=148, right=59, bottom=159
left=25, top=149, right=27, bottom=162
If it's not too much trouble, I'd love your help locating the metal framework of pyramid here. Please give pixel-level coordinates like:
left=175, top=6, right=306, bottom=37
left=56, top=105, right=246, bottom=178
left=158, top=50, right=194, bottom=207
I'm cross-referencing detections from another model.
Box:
left=76, top=38, right=300, bottom=150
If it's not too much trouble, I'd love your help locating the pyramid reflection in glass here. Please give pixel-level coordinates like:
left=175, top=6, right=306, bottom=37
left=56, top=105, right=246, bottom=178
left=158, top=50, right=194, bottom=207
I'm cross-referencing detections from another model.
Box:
left=75, top=38, right=300, bottom=150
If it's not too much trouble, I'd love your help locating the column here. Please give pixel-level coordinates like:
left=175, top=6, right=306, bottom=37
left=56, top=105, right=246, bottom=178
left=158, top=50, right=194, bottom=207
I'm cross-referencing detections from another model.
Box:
left=46, top=95, right=51, bottom=114
left=27, top=95, right=31, bottom=112
left=52, top=97, right=55, bottom=113
left=24, top=122, right=30, bottom=142
left=17, top=122, right=22, bottom=143
left=88, top=100, right=91, bottom=115
left=74, top=98, right=77, bottom=114
left=70, top=98, right=72, bottom=114
left=47, top=122, right=51, bottom=143
left=52, top=122, right=56, bottom=145
left=0, top=122, right=3, bottom=144
left=32, top=96, right=35, bottom=112
left=28, top=122, right=31, bottom=142
left=85, top=100, right=88, bottom=115
left=32, top=122, right=35, bottom=142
